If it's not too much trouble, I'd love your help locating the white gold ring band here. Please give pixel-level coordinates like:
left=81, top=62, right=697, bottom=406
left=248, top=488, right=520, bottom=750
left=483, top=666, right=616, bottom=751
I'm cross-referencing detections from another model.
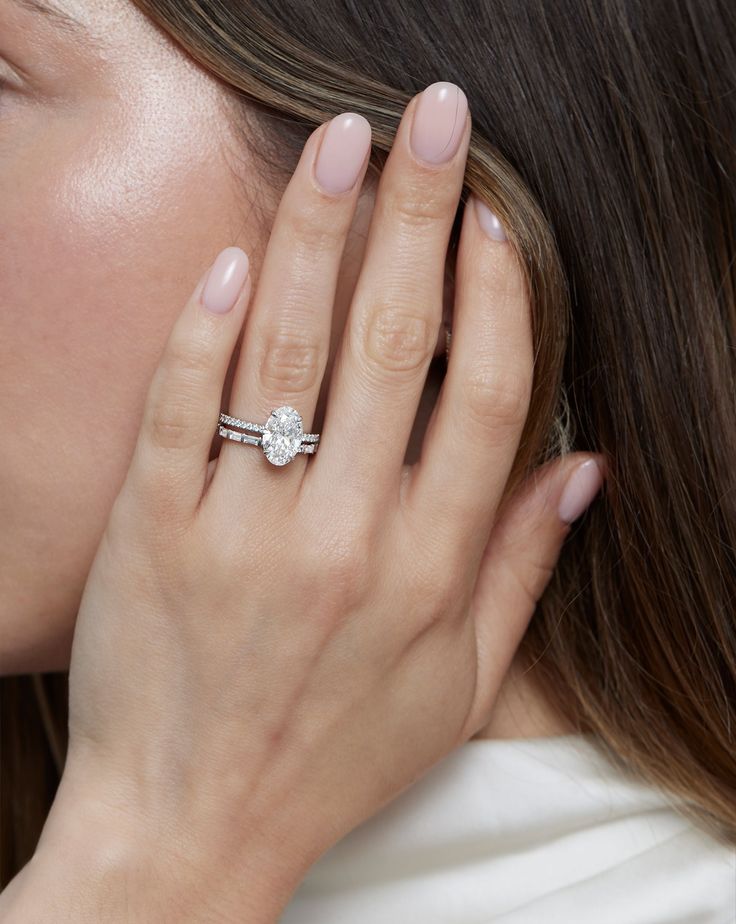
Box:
left=217, top=405, right=320, bottom=466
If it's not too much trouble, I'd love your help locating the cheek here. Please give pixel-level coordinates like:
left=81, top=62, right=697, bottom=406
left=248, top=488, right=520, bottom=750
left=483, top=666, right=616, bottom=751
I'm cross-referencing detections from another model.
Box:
left=2, top=82, right=239, bottom=442
left=0, top=73, right=254, bottom=669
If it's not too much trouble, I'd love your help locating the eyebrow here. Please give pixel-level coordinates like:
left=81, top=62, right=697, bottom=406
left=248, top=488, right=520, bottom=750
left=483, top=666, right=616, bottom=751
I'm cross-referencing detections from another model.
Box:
left=11, top=0, right=85, bottom=35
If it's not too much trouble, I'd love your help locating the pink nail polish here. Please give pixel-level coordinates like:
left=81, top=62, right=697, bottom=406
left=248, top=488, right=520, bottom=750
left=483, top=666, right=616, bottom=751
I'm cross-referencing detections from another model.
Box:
left=558, top=459, right=604, bottom=523
left=409, top=81, right=468, bottom=165
left=201, top=246, right=250, bottom=314
left=474, top=197, right=507, bottom=241
left=314, top=112, right=372, bottom=195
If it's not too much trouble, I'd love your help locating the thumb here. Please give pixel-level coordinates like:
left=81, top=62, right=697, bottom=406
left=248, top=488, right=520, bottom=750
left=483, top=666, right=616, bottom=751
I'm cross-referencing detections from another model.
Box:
left=463, top=453, right=607, bottom=739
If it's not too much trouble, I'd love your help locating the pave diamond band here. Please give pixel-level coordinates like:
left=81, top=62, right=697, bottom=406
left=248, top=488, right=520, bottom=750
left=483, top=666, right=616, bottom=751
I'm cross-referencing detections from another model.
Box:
left=217, top=405, right=320, bottom=466
left=218, top=412, right=320, bottom=442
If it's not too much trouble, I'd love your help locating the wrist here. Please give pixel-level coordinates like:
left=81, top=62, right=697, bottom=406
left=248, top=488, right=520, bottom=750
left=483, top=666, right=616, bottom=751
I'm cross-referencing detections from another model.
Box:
left=1, top=757, right=310, bottom=923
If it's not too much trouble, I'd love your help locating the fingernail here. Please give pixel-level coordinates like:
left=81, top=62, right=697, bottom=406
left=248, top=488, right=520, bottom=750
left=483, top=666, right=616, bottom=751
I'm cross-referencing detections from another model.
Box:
left=558, top=459, right=605, bottom=524
left=474, top=197, right=507, bottom=241
left=314, top=112, right=372, bottom=195
left=410, top=81, right=468, bottom=165
left=201, top=246, right=250, bottom=314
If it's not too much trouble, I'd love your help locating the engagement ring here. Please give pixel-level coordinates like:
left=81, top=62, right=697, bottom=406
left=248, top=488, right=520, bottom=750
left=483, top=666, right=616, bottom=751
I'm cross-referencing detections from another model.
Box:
left=217, top=405, right=320, bottom=466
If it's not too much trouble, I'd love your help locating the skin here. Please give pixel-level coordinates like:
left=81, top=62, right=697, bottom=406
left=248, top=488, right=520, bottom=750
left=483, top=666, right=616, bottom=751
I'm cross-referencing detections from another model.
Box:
left=0, top=0, right=262, bottom=669
left=0, top=63, right=607, bottom=924
left=0, top=2, right=613, bottom=917
left=0, top=0, right=576, bottom=734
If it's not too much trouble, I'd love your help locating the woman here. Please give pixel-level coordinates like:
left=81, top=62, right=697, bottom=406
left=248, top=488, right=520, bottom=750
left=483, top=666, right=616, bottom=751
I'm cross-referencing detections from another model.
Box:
left=1, top=0, right=734, bottom=920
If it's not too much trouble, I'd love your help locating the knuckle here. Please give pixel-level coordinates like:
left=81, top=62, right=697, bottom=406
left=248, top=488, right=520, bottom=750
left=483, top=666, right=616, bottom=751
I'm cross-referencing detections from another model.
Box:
left=138, top=480, right=186, bottom=538
left=320, top=535, right=369, bottom=597
left=362, top=300, right=435, bottom=375
left=398, top=508, right=460, bottom=627
left=410, top=566, right=444, bottom=619
left=146, top=397, right=198, bottom=452
left=414, top=604, right=445, bottom=636
left=164, top=335, right=214, bottom=384
left=408, top=564, right=458, bottom=633
left=287, top=200, right=347, bottom=252
left=122, top=450, right=189, bottom=535
left=258, top=329, right=323, bottom=394
left=301, top=560, right=368, bottom=630
left=389, top=180, right=454, bottom=228
left=302, top=525, right=371, bottom=609
left=461, top=365, right=531, bottom=433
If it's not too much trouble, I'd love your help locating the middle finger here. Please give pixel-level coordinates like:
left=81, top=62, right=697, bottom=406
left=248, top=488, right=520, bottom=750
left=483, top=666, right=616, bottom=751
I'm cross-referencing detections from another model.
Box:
left=310, top=82, right=470, bottom=500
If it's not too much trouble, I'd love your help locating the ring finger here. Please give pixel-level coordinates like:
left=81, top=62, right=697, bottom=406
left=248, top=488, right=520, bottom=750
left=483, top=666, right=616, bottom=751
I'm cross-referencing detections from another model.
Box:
left=215, top=112, right=372, bottom=498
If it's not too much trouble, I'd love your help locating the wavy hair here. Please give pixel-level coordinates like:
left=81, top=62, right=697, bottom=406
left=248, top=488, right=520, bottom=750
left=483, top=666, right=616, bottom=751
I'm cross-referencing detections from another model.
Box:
left=3, top=0, right=735, bottom=884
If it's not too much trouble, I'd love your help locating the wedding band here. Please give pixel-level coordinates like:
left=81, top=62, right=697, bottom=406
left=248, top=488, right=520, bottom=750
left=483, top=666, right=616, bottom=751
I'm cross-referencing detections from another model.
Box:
left=217, top=405, right=320, bottom=466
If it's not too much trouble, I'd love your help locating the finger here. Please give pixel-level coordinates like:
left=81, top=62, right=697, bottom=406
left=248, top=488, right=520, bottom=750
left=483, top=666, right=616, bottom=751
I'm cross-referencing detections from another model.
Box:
left=124, top=246, right=251, bottom=520
left=215, top=112, right=372, bottom=493
left=312, top=82, right=470, bottom=502
left=407, top=194, right=532, bottom=559
left=461, top=454, right=606, bottom=739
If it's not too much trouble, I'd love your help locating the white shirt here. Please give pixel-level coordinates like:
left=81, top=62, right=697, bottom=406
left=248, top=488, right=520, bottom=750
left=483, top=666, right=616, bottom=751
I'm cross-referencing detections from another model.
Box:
left=280, top=734, right=736, bottom=923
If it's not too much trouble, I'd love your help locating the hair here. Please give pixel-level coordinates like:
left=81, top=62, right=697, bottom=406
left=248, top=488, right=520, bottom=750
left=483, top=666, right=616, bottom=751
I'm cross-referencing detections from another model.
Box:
left=3, top=0, right=735, bottom=884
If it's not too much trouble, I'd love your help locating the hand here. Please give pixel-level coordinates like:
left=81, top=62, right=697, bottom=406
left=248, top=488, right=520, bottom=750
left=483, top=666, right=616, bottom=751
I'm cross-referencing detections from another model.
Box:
left=8, top=83, right=604, bottom=922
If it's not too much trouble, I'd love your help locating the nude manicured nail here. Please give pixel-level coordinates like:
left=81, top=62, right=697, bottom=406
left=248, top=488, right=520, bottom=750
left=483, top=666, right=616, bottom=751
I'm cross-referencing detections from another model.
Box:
left=558, top=459, right=605, bottom=524
left=474, top=197, right=507, bottom=241
left=202, top=246, right=250, bottom=314
left=314, top=112, right=372, bottom=195
left=410, top=81, right=468, bottom=165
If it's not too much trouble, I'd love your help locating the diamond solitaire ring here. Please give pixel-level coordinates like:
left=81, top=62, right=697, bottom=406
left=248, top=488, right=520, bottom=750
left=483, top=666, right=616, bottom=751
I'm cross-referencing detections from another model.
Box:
left=217, top=406, right=320, bottom=466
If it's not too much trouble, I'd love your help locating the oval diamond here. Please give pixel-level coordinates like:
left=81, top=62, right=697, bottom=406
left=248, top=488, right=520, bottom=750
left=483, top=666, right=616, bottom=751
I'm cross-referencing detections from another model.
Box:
left=260, top=405, right=304, bottom=465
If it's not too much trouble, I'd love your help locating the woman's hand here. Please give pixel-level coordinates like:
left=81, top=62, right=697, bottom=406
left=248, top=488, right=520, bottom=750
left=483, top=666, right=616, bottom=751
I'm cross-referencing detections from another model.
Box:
left=5, top=82, right=604, bottom=922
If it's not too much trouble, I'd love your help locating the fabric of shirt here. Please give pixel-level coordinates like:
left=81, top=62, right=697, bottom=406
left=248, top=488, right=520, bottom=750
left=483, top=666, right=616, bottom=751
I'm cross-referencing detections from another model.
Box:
left=280, top=733, right=736, bottom=923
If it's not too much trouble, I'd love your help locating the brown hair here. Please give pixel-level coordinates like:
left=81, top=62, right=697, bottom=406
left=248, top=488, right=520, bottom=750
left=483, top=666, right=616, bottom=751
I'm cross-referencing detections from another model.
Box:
left=3, top=0, right=735, bottom=883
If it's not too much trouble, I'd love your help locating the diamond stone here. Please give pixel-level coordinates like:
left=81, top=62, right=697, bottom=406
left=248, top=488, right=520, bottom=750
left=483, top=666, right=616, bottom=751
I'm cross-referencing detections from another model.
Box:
left=260, top=405, right=304, bottom=465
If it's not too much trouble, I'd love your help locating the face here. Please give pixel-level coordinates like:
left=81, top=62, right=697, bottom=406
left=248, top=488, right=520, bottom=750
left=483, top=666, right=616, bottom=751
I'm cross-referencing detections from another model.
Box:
left=0, top=0, right=448, bottom=673
left=0, top=0, right=260, bottom=671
